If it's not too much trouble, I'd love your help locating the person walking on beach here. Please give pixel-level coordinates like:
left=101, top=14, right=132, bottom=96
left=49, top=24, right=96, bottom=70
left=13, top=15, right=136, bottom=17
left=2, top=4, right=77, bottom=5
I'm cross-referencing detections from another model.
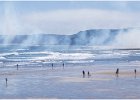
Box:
left=88, top=71, right=91, bottom=78
left=135, top=69, right=137, bottom=74
left=116, top=68, right=119, bottom=77
left=5, top=78, right=8, bottom=87
left=52, top=63, right=53, bottom=69
left=116, top=68, right=119, bottom=74
left=82, top=70, right=85, bottom=78
left=17, top=64, right=19, bottom=70
left=63, top=63, right=64, bottom=69
left=134, top=69, right=137, bottom=78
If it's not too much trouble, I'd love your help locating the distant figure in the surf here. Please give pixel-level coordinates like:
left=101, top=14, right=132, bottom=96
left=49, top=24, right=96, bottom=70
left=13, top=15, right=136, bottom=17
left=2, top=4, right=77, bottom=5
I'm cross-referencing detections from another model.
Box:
left=63, top=63, right=64, bottom=69
left=82, top=70, right=85, bottom=78
left=88, top=71, right=91, bottom=78
left=5, top=78, right=8, bottom=87
left=116, top=68, right=119, bottom=77
left=17, top=64, right=18, bottom=70
left=52, top=63, right=53, bottom=69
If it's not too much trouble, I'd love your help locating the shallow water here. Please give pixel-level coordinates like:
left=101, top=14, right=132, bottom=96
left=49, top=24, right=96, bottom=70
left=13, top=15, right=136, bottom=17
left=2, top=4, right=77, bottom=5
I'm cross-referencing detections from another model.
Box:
left=0, top=45, right=140, bottom=99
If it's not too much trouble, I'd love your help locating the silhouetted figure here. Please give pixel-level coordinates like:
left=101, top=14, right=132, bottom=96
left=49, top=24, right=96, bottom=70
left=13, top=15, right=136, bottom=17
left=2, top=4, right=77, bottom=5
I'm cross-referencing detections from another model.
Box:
left=17, top=64, right=18, bottom=70
left=63, top=63, right=64, bottom=69
left=5, top=78, right=8, bottom=87
left=116, top=68, right=119, bottom=74
left=52, top=63, right=53, bottom=69
left=116, top=68, right=119, bottom=78
left=135, top=69, right=137, bottom=78
left=88, top=71, right=91, bottom=78
left=82, top=70, right=85, bottom=78
left=135, top=69, right=136, bottom=74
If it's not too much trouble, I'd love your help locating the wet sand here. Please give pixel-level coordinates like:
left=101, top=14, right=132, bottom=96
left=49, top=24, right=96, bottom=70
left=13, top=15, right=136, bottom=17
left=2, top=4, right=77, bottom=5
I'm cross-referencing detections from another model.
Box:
left=0, top=65, right=140, bottom=99
left=0, top=67, right=139, bottom=78
left=96, top=70, right=139, bottom=78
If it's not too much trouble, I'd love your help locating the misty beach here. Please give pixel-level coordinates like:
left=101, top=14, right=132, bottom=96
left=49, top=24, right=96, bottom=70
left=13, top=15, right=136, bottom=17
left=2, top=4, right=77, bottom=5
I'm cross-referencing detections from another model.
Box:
left=0, top=45, right=140, bottom=99
left=1, top=1, right=140, bottom=99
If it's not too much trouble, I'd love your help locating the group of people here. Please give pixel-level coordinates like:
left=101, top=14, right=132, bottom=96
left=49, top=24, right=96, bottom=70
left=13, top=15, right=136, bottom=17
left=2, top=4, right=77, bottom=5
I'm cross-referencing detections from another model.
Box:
left=4, top=63, right=65, bottom=87
left=82, top=70, right=91, bottom=78
left=51, top=63, right=65, bottom=69
left=82, top=68, right=138, bottom=78
left=115, top=68, right=137, bottom=77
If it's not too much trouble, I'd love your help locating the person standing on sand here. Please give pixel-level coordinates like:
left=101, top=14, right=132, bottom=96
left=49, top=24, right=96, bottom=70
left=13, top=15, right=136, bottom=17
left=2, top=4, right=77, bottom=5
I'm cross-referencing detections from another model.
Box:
left=134, top=69, right=137, bottom=78
left=135, top=69, right=137, bottom=74
left=82, top=70, right=85, bottom=78
left=52, top=63, right=53, bottom=69
left=63, top=63, right=64, bottom=69
left=88, top=71, right=91, bottom=78
left=5, top=78, right=8, bottom=87
left=17, top=64, right=18, bottom=70
left=116, top=68, right=119, bottom=77
left=116, top=68, right=119, bottom=74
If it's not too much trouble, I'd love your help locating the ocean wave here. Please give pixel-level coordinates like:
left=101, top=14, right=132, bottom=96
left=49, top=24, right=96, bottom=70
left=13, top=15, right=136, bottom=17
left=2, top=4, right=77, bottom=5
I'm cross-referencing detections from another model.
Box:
left=0, top=52, right=19, bottom=56
left=33, top=52, right=94, bottom=61
left=0, top=56, right=6, bottom=60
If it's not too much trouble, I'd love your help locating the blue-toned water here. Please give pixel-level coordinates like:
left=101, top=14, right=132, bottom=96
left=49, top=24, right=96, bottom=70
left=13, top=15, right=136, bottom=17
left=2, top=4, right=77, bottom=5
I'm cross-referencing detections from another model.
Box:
left=0, top=45, right=140, bottom=99
left=1, top=45, right=140, bottom=66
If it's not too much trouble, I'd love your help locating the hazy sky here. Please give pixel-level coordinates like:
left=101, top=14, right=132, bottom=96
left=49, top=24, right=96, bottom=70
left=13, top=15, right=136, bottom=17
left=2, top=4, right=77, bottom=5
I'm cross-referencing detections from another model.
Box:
left=0, top=1, right=140, bottom=35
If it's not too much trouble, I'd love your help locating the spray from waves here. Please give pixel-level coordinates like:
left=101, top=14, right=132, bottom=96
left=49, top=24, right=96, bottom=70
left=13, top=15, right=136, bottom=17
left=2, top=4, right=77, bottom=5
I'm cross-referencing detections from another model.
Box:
left=1, top=28, right=140, bottom=49
left=112, top=28, right=140, bottom=48
left=1, top=2, right=21, bottom=45
left=1, top=2, right=140, bottom=49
